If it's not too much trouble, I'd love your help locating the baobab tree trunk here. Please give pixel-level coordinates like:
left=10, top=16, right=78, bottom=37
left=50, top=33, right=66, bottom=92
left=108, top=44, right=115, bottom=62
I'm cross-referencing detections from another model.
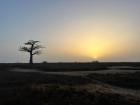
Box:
left=29, top=44, right=33, bottom=64
left=29, top=53, right=33, bottom=64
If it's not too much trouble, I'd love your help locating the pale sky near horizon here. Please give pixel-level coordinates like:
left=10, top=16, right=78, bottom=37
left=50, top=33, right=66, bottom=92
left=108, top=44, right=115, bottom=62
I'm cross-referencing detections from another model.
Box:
left=0, top=0, right=140, bottom=63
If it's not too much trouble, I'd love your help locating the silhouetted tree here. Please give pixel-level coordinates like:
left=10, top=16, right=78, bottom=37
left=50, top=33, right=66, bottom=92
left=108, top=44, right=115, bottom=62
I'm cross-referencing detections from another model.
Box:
left=19, top=40, right=43, bottom=64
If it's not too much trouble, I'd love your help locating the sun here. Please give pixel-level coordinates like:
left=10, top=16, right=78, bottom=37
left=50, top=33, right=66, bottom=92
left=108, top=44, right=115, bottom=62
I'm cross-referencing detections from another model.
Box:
left=93, top=56, right=98, bottom=59
left=86, top=44, right=105, bottom=59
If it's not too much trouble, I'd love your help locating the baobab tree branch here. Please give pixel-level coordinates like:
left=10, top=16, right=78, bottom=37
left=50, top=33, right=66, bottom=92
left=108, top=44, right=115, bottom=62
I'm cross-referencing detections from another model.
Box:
left=25, top=40, right=39, bottom=45
left=19, top=47, right=31, bottom=52
left=33, top=50, right=41, bottom=55
left=32, top=45, right=43, bottom=50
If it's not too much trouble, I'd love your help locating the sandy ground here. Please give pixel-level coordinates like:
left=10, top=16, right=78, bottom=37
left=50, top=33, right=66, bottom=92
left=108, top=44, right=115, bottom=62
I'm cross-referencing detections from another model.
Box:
left=10, top=68, right=140, bottom=76
left=9, top=67, right=140, bottom=98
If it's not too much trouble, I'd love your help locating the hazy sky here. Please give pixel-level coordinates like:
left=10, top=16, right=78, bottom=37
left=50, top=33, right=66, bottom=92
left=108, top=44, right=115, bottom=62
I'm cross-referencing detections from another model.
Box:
left=1, top=0, right=140, bottom=63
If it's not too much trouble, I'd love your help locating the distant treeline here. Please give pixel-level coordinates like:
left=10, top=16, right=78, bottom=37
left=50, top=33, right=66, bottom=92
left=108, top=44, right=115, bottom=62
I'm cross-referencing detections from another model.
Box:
left=0, top=62, right=140, bottom=71
left=101, top=62, right=140, bottom=67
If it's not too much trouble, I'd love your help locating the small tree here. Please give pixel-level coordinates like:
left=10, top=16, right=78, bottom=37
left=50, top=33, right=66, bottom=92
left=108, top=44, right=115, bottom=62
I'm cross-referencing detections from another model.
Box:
left=19, top=40, right=43, bottom=64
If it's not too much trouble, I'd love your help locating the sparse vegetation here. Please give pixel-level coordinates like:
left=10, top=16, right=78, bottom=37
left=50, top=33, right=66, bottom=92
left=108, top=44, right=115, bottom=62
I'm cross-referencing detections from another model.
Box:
left=1, top=84, right=140, bottom=105
left=88, top=72, right=140, bottom=89
left=4, top=62, right=108, bottom=71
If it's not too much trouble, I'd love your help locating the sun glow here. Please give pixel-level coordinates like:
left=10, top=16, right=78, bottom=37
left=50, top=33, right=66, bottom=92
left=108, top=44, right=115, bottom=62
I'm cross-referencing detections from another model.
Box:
left=43, top=14, right=134, bottom=62
left=72, top=35, right=113, bottom=60
left=84, top=43, right=111, bottom=59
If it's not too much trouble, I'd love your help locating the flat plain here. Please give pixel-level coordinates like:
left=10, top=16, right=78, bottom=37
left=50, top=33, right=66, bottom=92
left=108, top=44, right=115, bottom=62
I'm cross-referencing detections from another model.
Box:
left=0, top=63, right=140, bottom=105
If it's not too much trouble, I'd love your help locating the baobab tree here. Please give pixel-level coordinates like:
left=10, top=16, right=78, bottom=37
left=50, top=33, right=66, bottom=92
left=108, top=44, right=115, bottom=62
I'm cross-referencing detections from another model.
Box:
left=19, top=40, right=43, bottom=64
